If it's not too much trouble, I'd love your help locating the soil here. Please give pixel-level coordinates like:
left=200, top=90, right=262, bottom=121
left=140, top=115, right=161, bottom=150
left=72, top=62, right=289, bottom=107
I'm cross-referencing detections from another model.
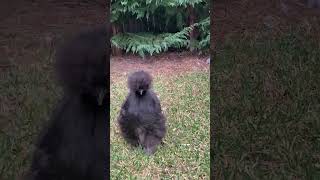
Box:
left=110, top=52, right=209, bottom=78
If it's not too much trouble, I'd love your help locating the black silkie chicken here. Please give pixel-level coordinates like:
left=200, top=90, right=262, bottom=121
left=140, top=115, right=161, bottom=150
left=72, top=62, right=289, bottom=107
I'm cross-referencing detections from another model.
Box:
left=26, top=26, right=109, bottom=180
left=118, top=71, right=166, bottom=155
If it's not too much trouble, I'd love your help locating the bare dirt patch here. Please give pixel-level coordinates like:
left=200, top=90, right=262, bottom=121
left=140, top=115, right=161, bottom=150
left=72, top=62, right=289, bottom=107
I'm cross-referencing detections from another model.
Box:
left=111, top=52, right=209, bottom=79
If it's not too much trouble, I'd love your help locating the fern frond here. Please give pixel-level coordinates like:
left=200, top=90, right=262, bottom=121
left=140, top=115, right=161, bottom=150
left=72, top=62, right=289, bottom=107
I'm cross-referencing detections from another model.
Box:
left=111, top=25, right=194, bottom=57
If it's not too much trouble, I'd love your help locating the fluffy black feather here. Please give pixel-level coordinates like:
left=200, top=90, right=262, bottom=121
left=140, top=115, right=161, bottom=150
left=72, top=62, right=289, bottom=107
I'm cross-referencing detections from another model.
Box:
left=26, top=26, right=109, bottom=180
left=118, top=71, right=166, bottom=155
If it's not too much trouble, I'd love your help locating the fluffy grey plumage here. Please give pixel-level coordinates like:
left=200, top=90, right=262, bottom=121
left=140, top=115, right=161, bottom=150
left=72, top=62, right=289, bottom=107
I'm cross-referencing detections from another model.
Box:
left=118, top=71, right=166, bottom=155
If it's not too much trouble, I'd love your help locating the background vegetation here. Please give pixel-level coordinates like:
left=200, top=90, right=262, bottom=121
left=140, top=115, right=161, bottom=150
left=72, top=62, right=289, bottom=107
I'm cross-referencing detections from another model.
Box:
left=111, top=0, right=210, bottom=57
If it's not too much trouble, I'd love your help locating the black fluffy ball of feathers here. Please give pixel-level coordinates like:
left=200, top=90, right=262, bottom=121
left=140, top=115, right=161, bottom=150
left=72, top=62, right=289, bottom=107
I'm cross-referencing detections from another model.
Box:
left=118, top=71, right=166, bottom=155
left=26, top=26, right=109, bottom=180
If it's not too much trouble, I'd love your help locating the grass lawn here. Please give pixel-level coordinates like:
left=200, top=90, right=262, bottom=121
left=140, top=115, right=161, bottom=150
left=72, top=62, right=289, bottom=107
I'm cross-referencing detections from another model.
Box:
left=212, top=30, right=320, bottom=179
left=0, top=59, right=60, bottom=179
left=0, top=57, right=209, bottom=179
left=110, top=71, right=210, bottom=179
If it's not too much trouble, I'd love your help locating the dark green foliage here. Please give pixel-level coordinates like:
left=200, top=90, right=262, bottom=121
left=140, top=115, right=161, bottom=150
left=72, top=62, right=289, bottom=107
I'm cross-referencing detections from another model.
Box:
left=111, top=0, right=205, bottom=23
left=111, top=0, right=209, bottom=57
left=193, top=17, right=210, bottom=51
left=111, top=26, right=193, bottom=57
